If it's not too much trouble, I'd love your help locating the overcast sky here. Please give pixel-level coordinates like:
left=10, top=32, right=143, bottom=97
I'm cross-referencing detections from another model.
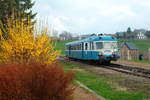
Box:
left=33, top=0, right=150, bottom=35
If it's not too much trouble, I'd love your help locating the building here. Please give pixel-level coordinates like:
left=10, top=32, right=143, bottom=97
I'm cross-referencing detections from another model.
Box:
left=116, top=32, right=125, bottom=39
left=134, top=29, right=147, bottom=40
left=120, top=42, right=139, bottom=60
left=103, top=33, right=116, bottom=37
left=116, top=29, right=148, bottom=40
left=78, top=34, right=91, bottom=40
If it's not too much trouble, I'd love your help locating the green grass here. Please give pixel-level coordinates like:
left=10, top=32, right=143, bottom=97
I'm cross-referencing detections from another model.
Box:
left=129, top=40, right=150, bottom=54
left=61, top=61, right=150, bottom=100
left=76, top=71, right=150, bottom=100
left=119, top=40, right=150, bottom=54
left=55, top=40, right=73, bottom=55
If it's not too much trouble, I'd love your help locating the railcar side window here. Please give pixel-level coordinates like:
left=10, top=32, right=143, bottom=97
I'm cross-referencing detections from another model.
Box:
left=79, top=44, right=82, bottom=50
left=96, top=42, right=103, bottom=49
left=90, top=42, right=94, bottom=50
left=85, top=43, right=88, bottom=50
left=65, top=46, right=68, bottom=50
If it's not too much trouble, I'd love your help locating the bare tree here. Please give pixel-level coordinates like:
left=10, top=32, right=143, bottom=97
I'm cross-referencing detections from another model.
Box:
left=59, top=31, right=72, bottom=40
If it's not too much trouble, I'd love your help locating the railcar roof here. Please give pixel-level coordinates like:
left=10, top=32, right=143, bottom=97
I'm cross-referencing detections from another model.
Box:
left=65, top=36, right=117, bottom=46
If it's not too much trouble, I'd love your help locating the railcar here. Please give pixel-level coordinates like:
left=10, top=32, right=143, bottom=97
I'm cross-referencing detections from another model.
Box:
left=65, top=35, right=120, bottom=63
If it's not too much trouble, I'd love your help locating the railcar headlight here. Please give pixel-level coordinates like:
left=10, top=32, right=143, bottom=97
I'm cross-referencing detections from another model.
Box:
left=99, top=52, right=103, bottom=55
left=112, top=51, right=117, bottom=55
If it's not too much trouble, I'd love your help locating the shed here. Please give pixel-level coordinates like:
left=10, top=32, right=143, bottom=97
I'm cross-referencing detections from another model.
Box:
left=120, top=42, right=139, bottom=60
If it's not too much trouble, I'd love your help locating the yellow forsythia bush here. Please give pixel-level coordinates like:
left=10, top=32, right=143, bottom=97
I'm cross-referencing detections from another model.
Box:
left=0, top=18, right=60, bottom=65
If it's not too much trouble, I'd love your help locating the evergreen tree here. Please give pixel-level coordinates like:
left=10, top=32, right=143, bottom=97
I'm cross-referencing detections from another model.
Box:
left=0, top=0, right=36, bottom=23
left=127, top=27, right=131, bottom=34
left=0, top=0, right=37, bottom=38
left=126, top=27, right=133, bottom=40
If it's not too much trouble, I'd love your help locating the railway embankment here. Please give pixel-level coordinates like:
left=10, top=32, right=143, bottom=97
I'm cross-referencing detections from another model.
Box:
left=113, top=60, right=150, bottom=69
left=59, top=58, right=150, bottom=100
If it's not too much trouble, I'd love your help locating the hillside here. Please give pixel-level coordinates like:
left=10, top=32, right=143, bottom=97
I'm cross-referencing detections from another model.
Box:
left=119, top=40, right=150, bottom=54
left=55, top=40, right=73, bottom=55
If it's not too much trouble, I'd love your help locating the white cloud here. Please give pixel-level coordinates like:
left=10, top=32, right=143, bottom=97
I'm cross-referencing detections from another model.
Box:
left=50, top=16, right=66, bottom=32
left=99, top=5, right=134, bottom=17
left=33, top=0, right=150, bottom=34
left=141, top=1, right=150, bottom=7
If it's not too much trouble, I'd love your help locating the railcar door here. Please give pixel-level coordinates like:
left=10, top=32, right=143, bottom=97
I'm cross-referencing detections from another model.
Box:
left=82, top=42, right=84, bottom=58
left=69, top=45, right=71, bottom=56
left=90, top=42, right=94, bottom=59
left=84, top=42, right=90, bottom=60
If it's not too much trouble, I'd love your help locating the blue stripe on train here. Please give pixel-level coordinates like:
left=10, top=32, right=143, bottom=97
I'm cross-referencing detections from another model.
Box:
left=65, top=50, right=100, bottom=60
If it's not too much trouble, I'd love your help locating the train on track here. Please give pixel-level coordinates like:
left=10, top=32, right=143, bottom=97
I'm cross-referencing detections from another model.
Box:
left=65, top=34, right=120, bottom=63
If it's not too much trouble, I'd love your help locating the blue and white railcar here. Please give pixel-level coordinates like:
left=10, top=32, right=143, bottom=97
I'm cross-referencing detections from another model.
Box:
left=65, top=35, right=120, bottom=63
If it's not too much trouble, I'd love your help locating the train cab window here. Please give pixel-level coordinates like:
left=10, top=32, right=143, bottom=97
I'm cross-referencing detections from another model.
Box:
left=96, top=42, right=103, bottom=49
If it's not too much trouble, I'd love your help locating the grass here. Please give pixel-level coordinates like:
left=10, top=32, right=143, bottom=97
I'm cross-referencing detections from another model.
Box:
left=129, top=40, right=150, bottom=53
left=119, top=40, right=150, bottom=54
left=61, top=61, right=150, bottom=100
left=76, top=71, right=150, bottom=100
left=55, top=40, right=73, bottom=55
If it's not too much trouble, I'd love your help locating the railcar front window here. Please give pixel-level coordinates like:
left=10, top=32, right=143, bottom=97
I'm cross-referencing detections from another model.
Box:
left=103, top=42, right=117, bottom=49
left=96, top=42, right=103, bottom=49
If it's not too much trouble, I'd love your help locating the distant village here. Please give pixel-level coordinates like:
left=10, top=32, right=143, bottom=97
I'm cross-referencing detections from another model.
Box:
left=58, top=27, right=150, bottom=41
left=53, top=27, right=150, bottom=62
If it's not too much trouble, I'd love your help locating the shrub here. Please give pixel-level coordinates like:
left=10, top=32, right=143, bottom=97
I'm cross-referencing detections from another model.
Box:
left=0, top=18, right=60, bottom=65
left=0, top=63, right=74, bottom=100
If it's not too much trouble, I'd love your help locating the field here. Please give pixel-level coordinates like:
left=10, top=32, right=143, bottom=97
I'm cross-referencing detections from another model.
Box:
left=119, top=40, right=150, bottom=54
left=55, top=40, right=73, bottom=55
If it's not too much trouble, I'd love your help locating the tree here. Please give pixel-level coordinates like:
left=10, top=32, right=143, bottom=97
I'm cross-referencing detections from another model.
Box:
left=0, top=0, right=37, bottom=38
left=59, top=31, right=73, bottom=40
left=127, top=27, right=131, bottom=34
left=0, top=0, right=36, bottom=23
left=126, top=27, right=134, bottom=40
left=145, top=31, right=150, bottom=39
left=52, top=29, right=59, bottom=39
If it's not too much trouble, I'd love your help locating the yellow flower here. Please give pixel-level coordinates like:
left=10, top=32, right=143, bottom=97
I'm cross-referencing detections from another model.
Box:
left=0, top=18, right=60, bottom=65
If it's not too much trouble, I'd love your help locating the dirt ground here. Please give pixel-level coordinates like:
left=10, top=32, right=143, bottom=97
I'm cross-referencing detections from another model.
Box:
left=113, top=60, right=150, bottom=69
left=73, top=87, right=101, bottom=100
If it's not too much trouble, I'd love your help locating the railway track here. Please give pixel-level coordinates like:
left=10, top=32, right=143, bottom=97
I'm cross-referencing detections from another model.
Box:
left=59, top=56, right=150, bottom=79
left=102, top=64, right=150, bottom=79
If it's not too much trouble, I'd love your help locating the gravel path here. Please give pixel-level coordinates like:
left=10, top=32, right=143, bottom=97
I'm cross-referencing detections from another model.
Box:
left=114, top=60, right=150, bottom=69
